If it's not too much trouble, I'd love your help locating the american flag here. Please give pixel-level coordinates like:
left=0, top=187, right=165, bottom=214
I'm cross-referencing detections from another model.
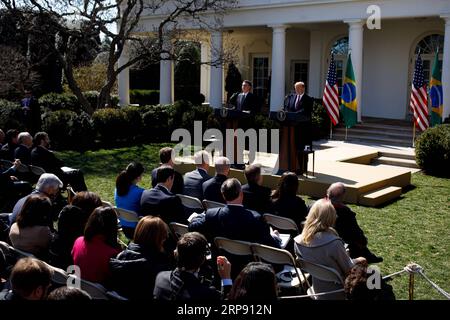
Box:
left=410, top=53, right=429, bottom=131
left=323, top=54, right=340, bottom=125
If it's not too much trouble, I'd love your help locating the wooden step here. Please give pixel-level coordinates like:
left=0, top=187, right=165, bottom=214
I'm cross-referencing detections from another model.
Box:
left=359, top=186, right=402, bottom=207
left=372, top=156, right=419, bottom=169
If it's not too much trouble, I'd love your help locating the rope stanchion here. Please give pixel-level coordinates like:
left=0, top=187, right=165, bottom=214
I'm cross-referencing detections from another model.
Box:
left=418, top=270, right=450, bottom=300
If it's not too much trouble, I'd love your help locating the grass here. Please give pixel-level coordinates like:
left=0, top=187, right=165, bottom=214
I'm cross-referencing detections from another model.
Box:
left=57, top=144, right=450, bottom=300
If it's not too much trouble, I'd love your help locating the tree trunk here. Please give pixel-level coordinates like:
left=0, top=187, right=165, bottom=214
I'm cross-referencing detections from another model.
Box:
left=98, top=86, right=113, bottom=109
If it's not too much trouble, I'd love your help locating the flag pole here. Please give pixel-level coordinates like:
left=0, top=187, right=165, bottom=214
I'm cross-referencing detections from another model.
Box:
left=345, top=126, right=348, bottom=141
left=412, top=123, right=416, bottom=147
left=329, top=122, right=333, bottom=140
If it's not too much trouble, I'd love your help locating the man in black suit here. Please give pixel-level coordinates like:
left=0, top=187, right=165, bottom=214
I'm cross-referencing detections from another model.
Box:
left=229, top=80, right=261, bottom=115
left=151, top=147, right=184, bottom=195
left=242, top=164, right=273, bottom=214
left=284, top=82, right=314, bottom=175
left=141, top=165, right=187, bottom=224
left=183, top=150, right=211, bottom=200
left=14, top=132, right=33, bottom=165
left=31, top=132, right=87, bottom=191
left=327, top=182, right=383, bottom=264
left=154, top=232, right=232, bottom=301
left=202, top=156, right=230, bottom=204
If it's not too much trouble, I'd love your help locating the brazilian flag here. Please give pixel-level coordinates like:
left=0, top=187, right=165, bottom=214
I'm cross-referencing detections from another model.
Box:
left=340, top=54, right=358, bottom=128
left=430, top=49, right=443, bottom=127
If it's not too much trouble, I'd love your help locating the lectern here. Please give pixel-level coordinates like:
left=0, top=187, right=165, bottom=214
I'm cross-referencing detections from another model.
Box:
left=269, top=110, right=311, bottom=174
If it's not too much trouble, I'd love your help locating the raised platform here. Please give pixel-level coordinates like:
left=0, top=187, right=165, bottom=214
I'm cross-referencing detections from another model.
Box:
left=174, top=143, right=416, bottom=207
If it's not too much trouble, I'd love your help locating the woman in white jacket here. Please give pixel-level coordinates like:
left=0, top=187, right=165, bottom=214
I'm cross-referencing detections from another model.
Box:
left=294, top=198, right=366, bottom=299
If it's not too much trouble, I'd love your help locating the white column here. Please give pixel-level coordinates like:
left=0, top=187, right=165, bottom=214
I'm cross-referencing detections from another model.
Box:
left=200, top=41, right=211, bottom=103
left=210, top=31, right=223, bottom=109
left=159, top=39, right=173, bottom=105
left=118, top=43, right=130, bottom=106
left=345, top=19, right=364, bottom=122
left=308, top=30, right=323, bottom=98
left=441, top=14, right=450, bottom=120
left=269, top=25, right=288, bottom=111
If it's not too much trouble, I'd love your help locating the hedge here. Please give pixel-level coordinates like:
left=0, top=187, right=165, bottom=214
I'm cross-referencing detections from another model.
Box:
left=415, top=124, right=450, bottom=177
left=130, top=89, right=160, bottom=106
left=0, top=99, right=26, bottom=131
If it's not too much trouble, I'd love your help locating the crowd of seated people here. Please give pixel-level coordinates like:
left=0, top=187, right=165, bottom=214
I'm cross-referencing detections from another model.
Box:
left=0, top=145, right=389, bottom=301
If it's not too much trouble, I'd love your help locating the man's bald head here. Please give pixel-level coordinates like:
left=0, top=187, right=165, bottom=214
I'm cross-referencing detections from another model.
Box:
left=214, top=156, right=230, bottom=176
left=327, top=182, right=346, bottom=203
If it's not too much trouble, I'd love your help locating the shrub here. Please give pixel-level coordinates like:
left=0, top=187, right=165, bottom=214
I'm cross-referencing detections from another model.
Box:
left=83, top=91, right=100, bottom=110
left=121, top=106, right=143, bottom=140
left=0, top=99, right=26, bottom=131
left=311, top=99, right=331, bottom=140
left=92, top=108, right=128, bottom=145
left=141, top=105, right=170, bottom=142
left=415, top=124, right=450, bottom=177
left=130, top=89, right=160, bottom=106
left=38, top=93, right=79, bottom=112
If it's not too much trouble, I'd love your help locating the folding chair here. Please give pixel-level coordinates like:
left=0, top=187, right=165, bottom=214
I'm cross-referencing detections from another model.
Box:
left=296, top=257, right=344, bottom=300
left=102, top=200, right=113, bottom=207
left=114, top=207, right=140, bottom=225
left=250, top=243, right=310, bottom=293
left=29, top=165, right=45, bottom=176
left=202, top=199, right=225, bottom=210
left=214, top=237, right=254, bottom=279
left=177, top=194, right=204, bottom=211
left=41, top=261, right=69, bottom=286
left=78, top=278, right=109, bottom=300
left=66, top=184, right=76, bottom=203
left=169, top=222, right=189, bottom=241
left=263, top=214, right=299, bottom=234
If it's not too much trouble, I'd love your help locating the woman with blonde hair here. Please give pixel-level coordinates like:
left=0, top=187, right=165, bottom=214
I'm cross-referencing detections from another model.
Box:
left=294, top=198, right=366, bottom=300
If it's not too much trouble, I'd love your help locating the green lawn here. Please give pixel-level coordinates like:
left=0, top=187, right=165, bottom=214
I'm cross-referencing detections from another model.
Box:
left=57, top=144, right=450, bottom=300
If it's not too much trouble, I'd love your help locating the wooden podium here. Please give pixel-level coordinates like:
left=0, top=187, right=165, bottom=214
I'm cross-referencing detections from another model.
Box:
left=214, top=107, right=251, bottom=166
left=270, top=110, right=311, bottom=173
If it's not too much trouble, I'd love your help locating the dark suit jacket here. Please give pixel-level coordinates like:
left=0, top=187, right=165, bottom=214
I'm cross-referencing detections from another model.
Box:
left=242, top=183, right=273, bottom=214
left=189, top=205, right=280, bottom=248
left=183, top=168, right=211, bottom=200
left=0, top=143, right=17, bottom=161
left=14, top=145, right=31, bottom=165
left=151, top=167, right=184, bottom=195
left=31, top=146, right=64, bottom=176
left=333, top=203, right=368, bottom=251
left=154, top=268, right=225, bottom=301
left=283, top=93, right=314, bottom=147
left=202, top=174, right=227, bottom=204
left=272, top=195, right=308, bottom=230
left=230, top=91, right=260, bottom=114
left=140, top=184, right=187, bottom=224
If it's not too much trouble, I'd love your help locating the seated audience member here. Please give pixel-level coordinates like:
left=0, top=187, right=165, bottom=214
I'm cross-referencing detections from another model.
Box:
left=49, top=205, right=86, bottom=269
left=140, top=165, right=187, bottom=224
left=70, top=191, right=102, bottom=223
left=10, top=173, right=63, bottom=225
left=202, top=156, right=230, bottom=204
left=110, top=216, right=172, bottom=299
left=9, top=195, right=54, bottom=257
left=344, top=263, right=395, bottom=301
left=154, top=232, right=232, bottom=301
left=0, top=257, right=52, bottom=301
left=71, top=207, right=121, bottom=285
left=271, top=171, right=308, bottom=229
left=115, top=162, right=145, bottom=237
left=14, top=132, right=33, bottom=165
left=228, top=262, right=278, bottom=301
left=0, top=159, right=33, bottom=209
left=47, top=286, right=91, bottom=300
left=0, top=129, right=4, bottom=148
left=151, top=147, right=184, bottom=194
left=31, top=132, right=88, bottom=192
left=0, top=246, right=6, bottom=288
left=242, top=164, right=273, bottom=214
left=327, top=182, right=383, bottom=263
left=183, top=150, right=211, bottom=200
left=0, top=129, right=19, bottom=161
left=190, top=178, right=281, bottom=247
left=294, top=199, right=366, bottom=300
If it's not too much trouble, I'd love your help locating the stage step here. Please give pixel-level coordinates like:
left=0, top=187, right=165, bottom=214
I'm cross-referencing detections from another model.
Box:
left=359, top=186, right=402, bottom=207
left=331, top=133, right=413, bottom=147
left=379, top=151, right=416, bottom=161
left=372, top=156, right=420, bottom=169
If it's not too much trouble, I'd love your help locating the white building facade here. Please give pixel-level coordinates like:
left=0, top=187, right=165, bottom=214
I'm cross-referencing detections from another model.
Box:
left=119, top=0, right=450, bottom=122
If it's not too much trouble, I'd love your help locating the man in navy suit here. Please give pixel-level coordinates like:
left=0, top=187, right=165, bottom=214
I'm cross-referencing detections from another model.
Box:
left=242, top=164, right=273, bottom=214
left=14, top=132, right=33, bottom=165
left=229, top=80, right=261, bottom=115
left=283, top=82, right=314, bottom=175
left=202, top=156, right=230, bottom=204
left=151, top=147, right=184, bottom=195
left=183, top=150, right=211, bottom=200
left=141, top=165, right=187, bottom=224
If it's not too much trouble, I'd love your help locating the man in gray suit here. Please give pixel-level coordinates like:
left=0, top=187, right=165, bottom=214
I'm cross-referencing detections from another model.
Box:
left=183, top=150, right=211, bottom=200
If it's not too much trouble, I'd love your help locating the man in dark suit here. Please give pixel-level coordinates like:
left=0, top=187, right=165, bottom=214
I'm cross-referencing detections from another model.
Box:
left=151, top=147, right=184, bottom=195
left=31, top=132, right=87, bottom=192
left=229, top=80, right=261, bottom=115
left=141, top=165, right=187, bottom=224
left=283, top=82, right=314, bottom=175
left=154, top=232, right=232, bottom=301
left=14, top=132, right=33, bottom=165
left=183, top=150, right=211, bottom=200
left=327, top=182, right=383, bottom=264
left=202, top=156, right=230, bottom=204
left=0, top=129, right=19, bottom=161
left=242, top=164, right=273, bottom=214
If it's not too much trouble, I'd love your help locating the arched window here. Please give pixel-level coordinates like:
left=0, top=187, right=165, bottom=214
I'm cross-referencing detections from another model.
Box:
left=413, top=34, right=444, bottom=87
left=330, top=37, right=349, bottom=94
